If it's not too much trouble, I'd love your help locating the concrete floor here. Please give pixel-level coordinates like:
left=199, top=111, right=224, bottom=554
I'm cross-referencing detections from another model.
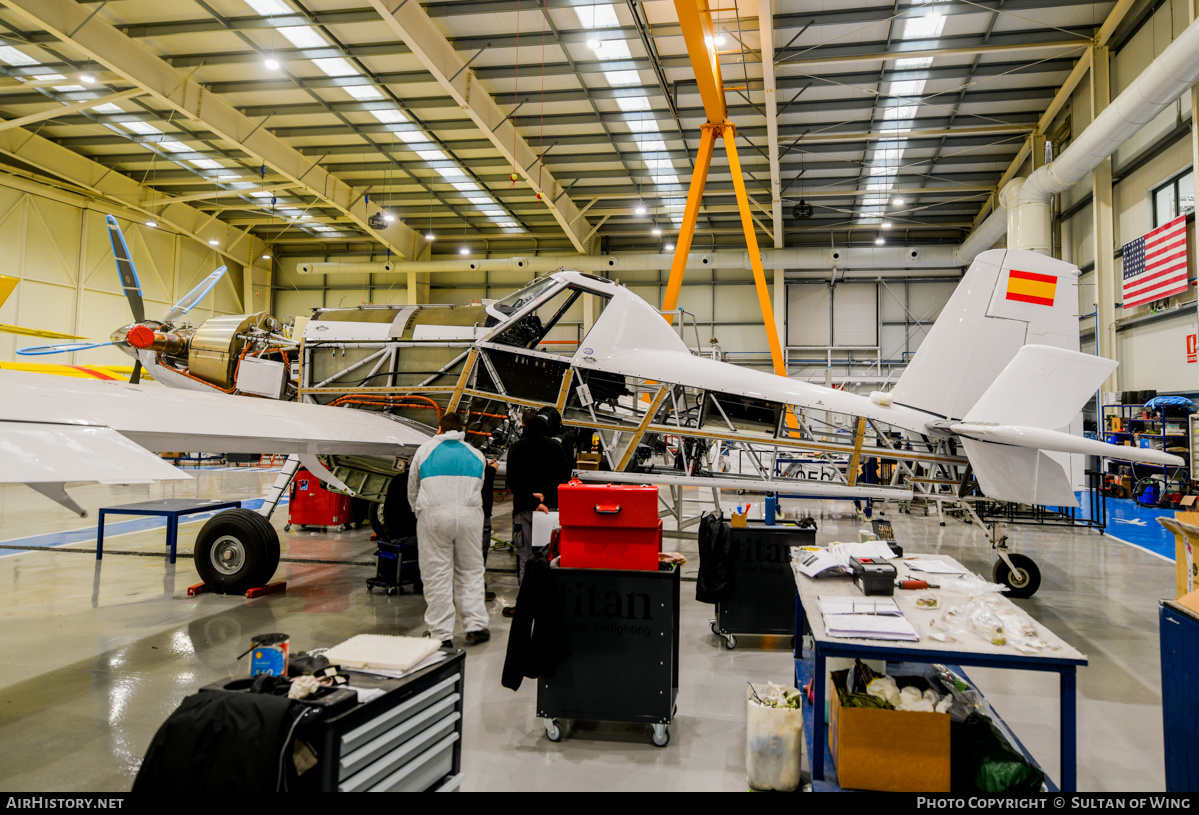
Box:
left=0, top=468, right=1175, bottom=792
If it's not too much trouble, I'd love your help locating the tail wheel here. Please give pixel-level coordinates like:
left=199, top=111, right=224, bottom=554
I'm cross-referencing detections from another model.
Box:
left=195, top=508, right=280, bottom=594
left=993, top=553, right=1041, bottom=599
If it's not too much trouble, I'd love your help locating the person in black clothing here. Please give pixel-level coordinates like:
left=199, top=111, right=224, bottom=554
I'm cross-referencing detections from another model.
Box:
left=481, top=458, right=498, bottom=602
left=502, top=408, right=571, bottom=618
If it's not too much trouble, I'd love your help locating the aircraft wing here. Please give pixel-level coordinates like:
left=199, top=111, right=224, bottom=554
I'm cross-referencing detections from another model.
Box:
left=0, top=369, right=430, bottom=511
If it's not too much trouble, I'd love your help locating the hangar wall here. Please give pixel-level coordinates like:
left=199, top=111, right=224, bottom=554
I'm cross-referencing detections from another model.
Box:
left=0, top=175, right=246, bottom=369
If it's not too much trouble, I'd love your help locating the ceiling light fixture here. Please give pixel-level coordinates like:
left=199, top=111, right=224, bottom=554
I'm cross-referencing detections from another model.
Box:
left=264, top=55, right=280, bottom=70
left=144, top=219, right=157, bottom=228
left=875, top=234, right=885, bottom=245
left=881, top=221, right=892, bottom=229
left=383, top=212, right=396, bottom=223
left=587, top=36, right=602, bottom=50
left=652, top=227, right=662, bottom=236
left=208, top=239, right=219, bottom=246
left=459, top=247, right=469, bottom=255
left=80, top=74, right=95, bottom=84
left=425, top=232, right=435, bottom=241
left=262, top=253, right=271, bottom=259
left=893, top=198, right=905, bottom=206
left=635, top=204, right=647, bottom=215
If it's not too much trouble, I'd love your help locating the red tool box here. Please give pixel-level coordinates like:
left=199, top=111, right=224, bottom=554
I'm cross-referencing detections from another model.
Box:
left=558, top=480, right=662, bottom=570
left=287, top=469, right=354, bottom=531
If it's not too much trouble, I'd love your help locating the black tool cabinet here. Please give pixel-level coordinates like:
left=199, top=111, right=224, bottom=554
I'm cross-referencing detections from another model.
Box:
left=537, top=564, right=681, bottom=747
left=302, top=650, right=466, bottom=792
left=710, top=523, right=814, bottom=649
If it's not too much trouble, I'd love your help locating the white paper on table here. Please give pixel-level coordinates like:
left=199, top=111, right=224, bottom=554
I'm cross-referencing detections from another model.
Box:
left=532, top=510, right=559, bottom=548
left=818, top=596, right=902, bottom=616
left=829, top=540, right=898, bottom=561
left=795, top=548, right=850, bottom=578
left=905, top=558, right=968, bottom=575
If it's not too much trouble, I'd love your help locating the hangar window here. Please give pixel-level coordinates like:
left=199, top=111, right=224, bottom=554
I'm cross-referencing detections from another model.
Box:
left=1152, top=169, right=1194, bottom=228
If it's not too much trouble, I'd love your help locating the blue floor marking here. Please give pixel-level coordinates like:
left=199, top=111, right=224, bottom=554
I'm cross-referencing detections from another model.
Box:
left=0, top=496, right=288, bottom=558
left=1072, top=490, right=1176, bottom=561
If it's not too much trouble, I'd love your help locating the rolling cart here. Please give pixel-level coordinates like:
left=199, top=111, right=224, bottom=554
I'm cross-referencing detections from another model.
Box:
left=710, top=522, right=814, bottom=649
left=537, top=563, right=680, bottom=747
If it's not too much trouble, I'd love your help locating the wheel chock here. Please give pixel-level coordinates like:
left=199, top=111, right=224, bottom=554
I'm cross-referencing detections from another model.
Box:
left=187, top=582, right=209, bottom=597
left=245, top=581, right=287, bottom=599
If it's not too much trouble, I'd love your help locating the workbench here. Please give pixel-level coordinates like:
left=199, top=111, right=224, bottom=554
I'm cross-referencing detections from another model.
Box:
left=95, top=498, right=242, bottom=564
left=793, top=553, right=1088, bottom=791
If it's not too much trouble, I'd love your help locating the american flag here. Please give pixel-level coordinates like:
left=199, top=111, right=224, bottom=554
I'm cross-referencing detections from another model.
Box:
left=1122, top=214, right=1189, bottom=309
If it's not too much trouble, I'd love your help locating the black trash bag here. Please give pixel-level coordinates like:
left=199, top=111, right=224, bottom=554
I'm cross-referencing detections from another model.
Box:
left=951, top=712, right=1045, bottom=793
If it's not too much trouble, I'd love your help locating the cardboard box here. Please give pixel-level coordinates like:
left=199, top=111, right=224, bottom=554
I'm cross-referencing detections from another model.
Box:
left=1172, top=511, right=1199, bottom=599
left=829, top=670, right=951, bottom=792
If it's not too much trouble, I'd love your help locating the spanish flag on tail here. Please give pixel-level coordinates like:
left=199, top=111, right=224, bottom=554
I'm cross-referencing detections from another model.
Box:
left=1004, top=269, right=1057, bottom=307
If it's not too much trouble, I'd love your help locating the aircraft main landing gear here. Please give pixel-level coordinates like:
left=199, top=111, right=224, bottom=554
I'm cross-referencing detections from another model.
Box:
left=194, top=508, right=281, bottom=594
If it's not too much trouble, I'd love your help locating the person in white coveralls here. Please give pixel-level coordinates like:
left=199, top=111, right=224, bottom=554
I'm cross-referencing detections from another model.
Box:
left=407, top=412, right=491, bottom=648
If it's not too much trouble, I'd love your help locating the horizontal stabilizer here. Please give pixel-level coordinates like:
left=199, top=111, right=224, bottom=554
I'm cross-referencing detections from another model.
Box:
left=950, top=422, right=1184, bottom=467
left=963, top=345, right=1116, bottom=430
left=959, top=439, right=1079, bottom=506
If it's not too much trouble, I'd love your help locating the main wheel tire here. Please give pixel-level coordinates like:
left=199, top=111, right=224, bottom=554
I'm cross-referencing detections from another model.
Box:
left=195, top=508, right=280, bottom=595
left=993, top=553, right=1041, bottom=599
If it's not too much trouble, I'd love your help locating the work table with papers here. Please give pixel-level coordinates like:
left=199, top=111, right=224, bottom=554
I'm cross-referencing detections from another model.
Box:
left=790, top=549, right=1088, bottom=791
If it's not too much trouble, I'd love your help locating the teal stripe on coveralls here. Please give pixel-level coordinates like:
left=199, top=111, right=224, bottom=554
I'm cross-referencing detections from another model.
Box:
left=421, top=440, right=484, bottom=479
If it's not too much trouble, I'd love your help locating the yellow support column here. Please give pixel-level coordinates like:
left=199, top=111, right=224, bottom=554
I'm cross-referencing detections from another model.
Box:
left=662, top=124, right=719, bottom=319
left=722, top=124, right=787, bottom=378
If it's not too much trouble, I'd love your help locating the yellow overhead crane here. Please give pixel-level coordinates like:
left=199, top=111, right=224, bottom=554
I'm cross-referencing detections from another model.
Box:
left=662, top=0, right=787, bottom=379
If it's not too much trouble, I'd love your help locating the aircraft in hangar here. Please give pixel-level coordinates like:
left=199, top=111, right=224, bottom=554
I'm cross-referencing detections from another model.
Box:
left=1, top=220, right=1179, bottom=597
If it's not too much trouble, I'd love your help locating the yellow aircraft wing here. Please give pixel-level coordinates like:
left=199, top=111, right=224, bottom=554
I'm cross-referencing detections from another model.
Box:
left=0, top=360, right=142, bottom=381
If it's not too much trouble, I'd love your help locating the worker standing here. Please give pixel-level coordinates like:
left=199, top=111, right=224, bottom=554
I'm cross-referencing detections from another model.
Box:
left=407, top=413, right=490, bottom=648
left=502, top=408, right=571, bottom=618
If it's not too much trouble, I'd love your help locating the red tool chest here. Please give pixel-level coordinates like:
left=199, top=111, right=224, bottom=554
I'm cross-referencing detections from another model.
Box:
left=288, top=469, right=354, bottom=529
left=558, top=481, right=662, bottom=570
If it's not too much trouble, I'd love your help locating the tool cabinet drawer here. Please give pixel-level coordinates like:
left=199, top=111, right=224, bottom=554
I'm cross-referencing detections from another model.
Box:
left=339, top=672, right=459, bottom=755
left=338, top=692, right=460, bottom=780
left=341, top=726, right=461, bottom=792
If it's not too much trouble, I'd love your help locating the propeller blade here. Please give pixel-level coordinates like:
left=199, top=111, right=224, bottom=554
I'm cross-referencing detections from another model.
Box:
left=16, top=340, right=114, bottom=356
left=162, top=265, right=226, bottom=324
left=129, top=359, right=142, bottom=385
left=105, top=215, right=144, bottom=323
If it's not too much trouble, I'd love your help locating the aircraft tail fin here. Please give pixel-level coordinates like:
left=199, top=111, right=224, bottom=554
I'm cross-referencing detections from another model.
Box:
left=890, top=249, right=1081, bottom=420
left=950, top=345, right=1181, bottom=505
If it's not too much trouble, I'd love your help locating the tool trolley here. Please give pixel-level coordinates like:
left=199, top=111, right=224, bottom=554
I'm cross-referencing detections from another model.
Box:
left=710, top=522, right=813, bottom=649
left=537, top=563, right=680, bottom=747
